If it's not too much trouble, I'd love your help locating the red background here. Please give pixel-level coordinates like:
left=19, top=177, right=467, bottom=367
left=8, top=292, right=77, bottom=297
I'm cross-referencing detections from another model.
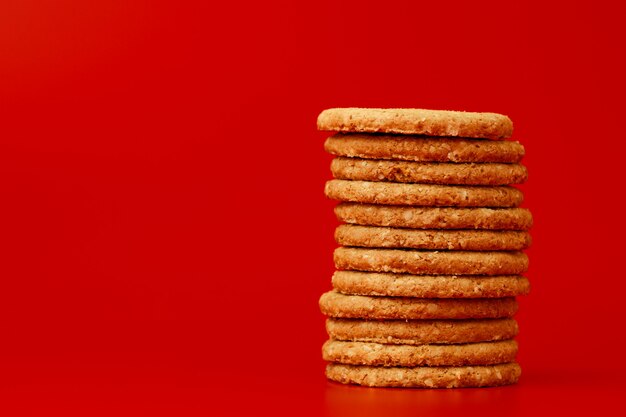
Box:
left=1, top=0, right=625, bottom=415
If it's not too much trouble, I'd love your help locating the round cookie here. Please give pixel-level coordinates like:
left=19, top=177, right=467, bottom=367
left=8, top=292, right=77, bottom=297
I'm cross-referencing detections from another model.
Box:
left=326, top=318, right=519, bottom=345
left=322, top=339, right=518, bottom=367
left=332, top=271, right=530, bottom=298
left=334, top=247, right=529, bottom=275
left=331, top=157, right=528, bottom=185
left=319, top=291, right=518, bottom=320
left=335, top=203, right=533, bottom=230
left=317, top=108, right=513, bottom=139
left=335, top=225, right=532, bottom=251
left=325, top=180, right=524, bottom=207
left=326, top=362, right=521, bottom=388
left=324, top=134, right=524, bottom=163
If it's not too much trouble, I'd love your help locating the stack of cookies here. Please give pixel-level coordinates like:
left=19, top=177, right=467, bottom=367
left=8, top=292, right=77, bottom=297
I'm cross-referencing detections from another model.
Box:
left=317, top=108, right=532, bottom=388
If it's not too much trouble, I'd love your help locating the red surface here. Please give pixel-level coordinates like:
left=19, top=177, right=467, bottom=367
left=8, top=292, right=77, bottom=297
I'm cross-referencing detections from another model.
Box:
left=1, top=0, right=626, bottom=415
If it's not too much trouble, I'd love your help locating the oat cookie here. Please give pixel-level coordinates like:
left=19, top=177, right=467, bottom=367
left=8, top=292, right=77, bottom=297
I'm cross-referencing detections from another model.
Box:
left=325, top=134, right=524, bottom=163
left=325, top=180, right=523, bottom=207
left=323, top=339, right=518, bottom=367
left=334, top=247, right=529, bottom=275
left=335, top=225, right=531, bottom=251
left=332, top=271, right=530, bottom=298
left=331, top=157, right=528, bottom=185
left=326, top=362, right=521, bottom=388
left=326, top=318, right=518, bottom=345
left=317, top=108, right=513, bottom=139
left=335, top=203, right=533, bottom=230
left=319, top=291, right=518, bottom=320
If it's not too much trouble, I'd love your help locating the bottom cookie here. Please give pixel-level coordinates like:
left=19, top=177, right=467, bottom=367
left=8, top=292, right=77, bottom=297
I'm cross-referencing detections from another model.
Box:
left=326, top=362, right=521, bottom=388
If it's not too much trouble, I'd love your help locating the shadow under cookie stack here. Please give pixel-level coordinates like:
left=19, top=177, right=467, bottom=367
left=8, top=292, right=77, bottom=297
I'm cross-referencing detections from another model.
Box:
left=317, top=108, right=532, bottom=388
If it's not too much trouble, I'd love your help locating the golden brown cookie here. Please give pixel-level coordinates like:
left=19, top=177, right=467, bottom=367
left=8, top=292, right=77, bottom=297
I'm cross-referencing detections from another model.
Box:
left=325, top=134, right=524, bottom=163
left=334, top=247, right=529, bottom=275
left=335, top=225, right=532, bottom=251
left=326, top=318, right=518, bottom=345
left=319, top=291, right=518, bottom=320
left=332, top=271, right=530, bottom=298
left=323, top=339, right=518, bottom=367
left=325, top=180, right=523, bottom=207
left=326, top=362, right=521, bottom=388
left=335, top=203, right=533, bottom=230
left=317, top=108, right=513, bottom=139
left=331, top=157, right=528, bottom=185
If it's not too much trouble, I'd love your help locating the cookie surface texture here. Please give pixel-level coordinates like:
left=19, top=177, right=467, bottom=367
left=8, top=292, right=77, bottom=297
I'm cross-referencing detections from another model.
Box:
left=317, top=108, right=513, bottom=139
left=326, top=318, right=519, bottom=345
left=322, top=339, right=518, bottom=367
left=326, top=362, right=521, bottom=388
left=319, top=291, right=518, bottom=319
left=335, top=225, right=532, bottom=251
left=334, top=247, right=529, bottom=275
left=334, top=204, right=533, bottom=230
left=325, top=180, right=523, bottom=207
left=331, top=157, right=528, bottom=185
left=331, top=271, right=530, bottom=298
left=324, top=134, right=524, bottom=163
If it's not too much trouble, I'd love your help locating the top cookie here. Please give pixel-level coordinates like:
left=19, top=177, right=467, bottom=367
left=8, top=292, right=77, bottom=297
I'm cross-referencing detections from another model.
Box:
left=318, top=108, right=513, bottom=139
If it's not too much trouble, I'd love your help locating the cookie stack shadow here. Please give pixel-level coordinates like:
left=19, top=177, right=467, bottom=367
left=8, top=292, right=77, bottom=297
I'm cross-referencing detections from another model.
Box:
left=317, top=108, right=532, bottom=389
